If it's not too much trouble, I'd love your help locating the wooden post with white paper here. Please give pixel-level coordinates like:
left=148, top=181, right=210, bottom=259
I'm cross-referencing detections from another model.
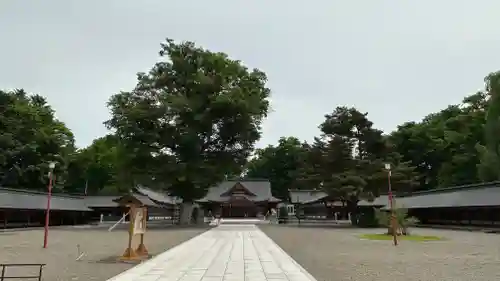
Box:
left=134, top=206, right=148, bottom=256
left=113, top=195, right=149, bottom=261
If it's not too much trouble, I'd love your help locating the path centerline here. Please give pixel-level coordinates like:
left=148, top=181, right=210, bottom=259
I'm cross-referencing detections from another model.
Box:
left=107, top=224, right=317, bottom=281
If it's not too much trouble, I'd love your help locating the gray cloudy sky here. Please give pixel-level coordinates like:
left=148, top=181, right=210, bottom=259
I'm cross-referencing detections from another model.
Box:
left=1, top=1, right=499, bottom=148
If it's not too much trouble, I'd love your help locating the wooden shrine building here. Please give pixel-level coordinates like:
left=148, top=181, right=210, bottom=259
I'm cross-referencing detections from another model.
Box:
left=196, top=179, right=281, bottom=218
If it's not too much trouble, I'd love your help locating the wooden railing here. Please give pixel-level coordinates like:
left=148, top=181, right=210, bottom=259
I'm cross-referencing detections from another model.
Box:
left=0, top=264, right=45, bottom=281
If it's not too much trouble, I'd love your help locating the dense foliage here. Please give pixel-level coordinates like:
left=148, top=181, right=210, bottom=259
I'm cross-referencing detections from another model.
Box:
left=105, top=39, right=270, bottom=202
left=1, top=38, right=499, bottom=206
left=245, top=77, right=500, bottom=210
left=477, top=72, right=500, bottom=182
left=0, top=89, right=75, bottom=191
left=375, top=205, right=419, bottom=236
left=65, top=134, right=125, bottom=195
left=245, top=137, right=309, bottom=200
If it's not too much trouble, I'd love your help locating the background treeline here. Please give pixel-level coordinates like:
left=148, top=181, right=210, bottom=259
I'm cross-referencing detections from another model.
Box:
left=1, top=39, right=499, bottom=208
left=247, top=72, right=500, bottom=207
left=0, top=89, right=124, bottom=195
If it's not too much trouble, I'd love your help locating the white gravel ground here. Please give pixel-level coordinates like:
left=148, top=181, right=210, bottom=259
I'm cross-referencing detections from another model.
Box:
left=259, top=225, right=500, bottom=281
left=0, top=226, right=209, bottom=281
left=4, top=225, right=498, bottom=281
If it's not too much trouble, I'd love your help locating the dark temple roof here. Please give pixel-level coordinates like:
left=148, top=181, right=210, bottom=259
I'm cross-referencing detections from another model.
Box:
left=134, top=185, right=181, bottom=205
left=0, top=185, right=179, bottom=211
left=80, top=186, right=180, bottom=208
left=113, top=194, right=160, bottom=207
left=83, top=196, right=120, bottom=208
left=83, top=194, right=161, bottom=208
left=386, top=182, right=500, bottom=209
left=0, top=188, right=92, bottom=211
left=289, top=190, right=328, bottom=204
left=358, top=196, right=390, bottom=207
left=197, top=180, right=281, bottom=203
left=289, top=189, right=388, bottom=206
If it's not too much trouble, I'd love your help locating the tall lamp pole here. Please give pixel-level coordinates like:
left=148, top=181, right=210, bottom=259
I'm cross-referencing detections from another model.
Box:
left=385, top=163, right=398, bottom=246
left=43, top=162, right=56, bottom=249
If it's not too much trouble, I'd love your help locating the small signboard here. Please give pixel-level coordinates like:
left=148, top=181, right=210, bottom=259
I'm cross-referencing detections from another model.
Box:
left=132, top=207, right=147, bottom=235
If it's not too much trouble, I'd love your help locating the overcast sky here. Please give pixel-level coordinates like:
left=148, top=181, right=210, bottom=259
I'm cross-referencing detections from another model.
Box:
left=1, top=1, right=499, bottom=148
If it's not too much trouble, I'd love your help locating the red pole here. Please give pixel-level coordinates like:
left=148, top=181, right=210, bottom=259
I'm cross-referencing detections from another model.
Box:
left=388, top=170, right=393, bottom=209
left=43, top=171, right=54, bottom=248
left=388, top=169, right=398, bottom=246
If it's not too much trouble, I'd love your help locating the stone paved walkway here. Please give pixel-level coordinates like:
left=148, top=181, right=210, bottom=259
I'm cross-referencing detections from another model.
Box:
left=107, top=224, right=317, bottom=281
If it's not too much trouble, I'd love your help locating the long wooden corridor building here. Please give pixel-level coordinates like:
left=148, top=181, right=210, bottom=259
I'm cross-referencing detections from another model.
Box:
left=289, top=181, right=500, bottom=227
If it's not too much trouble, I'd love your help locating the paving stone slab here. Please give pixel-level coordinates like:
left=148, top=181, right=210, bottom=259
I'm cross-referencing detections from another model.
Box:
left=107, top=225, right=317, bottom=281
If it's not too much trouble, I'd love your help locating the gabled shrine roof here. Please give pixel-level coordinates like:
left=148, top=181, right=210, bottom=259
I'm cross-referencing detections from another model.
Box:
left=197, top=179, right=281, bottom=203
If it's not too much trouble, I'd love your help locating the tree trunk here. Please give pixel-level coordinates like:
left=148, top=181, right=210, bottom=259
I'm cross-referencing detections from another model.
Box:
left=346, top=200, right=358, bottom=225
left=179, top=202, right=194, bottom=225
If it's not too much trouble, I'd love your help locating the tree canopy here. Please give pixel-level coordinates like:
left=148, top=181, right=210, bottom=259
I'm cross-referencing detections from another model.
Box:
left=245, top=137, right=309, bottom=200
left=0, top=89, right=75, bottom=191
left=105, top=38, right=271, bottom=201
left=477, top=71, right=500, bottom=182
left=294, top=107, right=417, bottom=208
left=65, top=134, right=124, bottom=195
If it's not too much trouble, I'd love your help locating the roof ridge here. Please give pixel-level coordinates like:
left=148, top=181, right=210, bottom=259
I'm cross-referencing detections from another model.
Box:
left=227, top=178, right=270, bottom=182
left=0, top=187, right=84, bottom=199
left=83, top=195, right=120, bottom=197
left=221, top=182, right=257, bottom=196
left=135, top=185, right=173, bottom=196
left=401, top=181, right=500, bottom=196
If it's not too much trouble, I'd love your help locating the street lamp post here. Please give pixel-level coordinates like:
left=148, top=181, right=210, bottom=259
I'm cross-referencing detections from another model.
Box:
left=43, top=162, right=56, bottom=249
left=385, top=163, right=398, bottom=246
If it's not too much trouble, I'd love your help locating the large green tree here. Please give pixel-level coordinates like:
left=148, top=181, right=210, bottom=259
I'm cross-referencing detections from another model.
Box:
left=245, top=137, right=309, bottom=200
left=310, top=107, right=418, bottom=214
left=0, top=89, right=75, bottom=191
left=390, top=92, right=487, bottom=190
left=65, top=134, right=125, bottom=195
left=315, top=107, right=378, bottom=202
left=477, top=72, right=500, bottom=181
left=106, top=39, right=270, bottom=217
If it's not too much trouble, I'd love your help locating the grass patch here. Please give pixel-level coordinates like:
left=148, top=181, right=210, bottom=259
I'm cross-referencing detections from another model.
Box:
left=359, top=233, right=443, bottom=241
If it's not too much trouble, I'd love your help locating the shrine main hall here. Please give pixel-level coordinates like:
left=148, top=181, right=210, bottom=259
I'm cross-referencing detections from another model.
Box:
left=196, top=179, right=281, bottom=218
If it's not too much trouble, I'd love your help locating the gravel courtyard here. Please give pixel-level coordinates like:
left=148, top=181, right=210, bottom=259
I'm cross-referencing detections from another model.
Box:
left=0, top=226, right=210, bottom=281
left=260, top=225, right=500, bottom=281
